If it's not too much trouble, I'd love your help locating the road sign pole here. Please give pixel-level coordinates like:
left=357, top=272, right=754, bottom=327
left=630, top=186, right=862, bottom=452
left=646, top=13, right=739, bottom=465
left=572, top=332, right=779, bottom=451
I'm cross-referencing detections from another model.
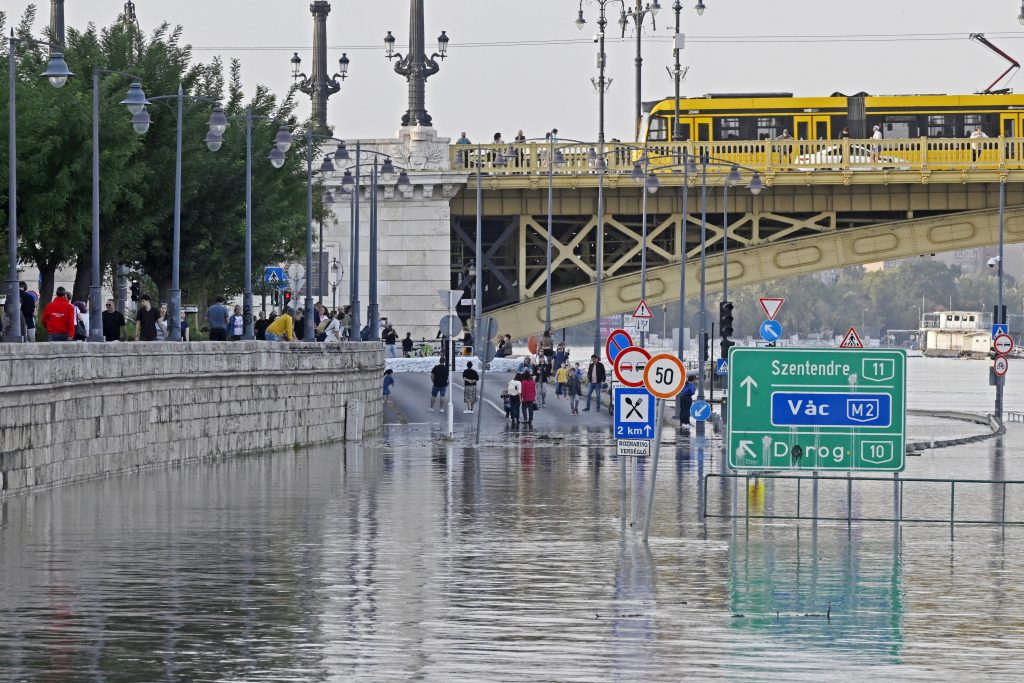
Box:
left=642, top=398, right=665, bottom=543
left=475, top=317, right=496, bottom=446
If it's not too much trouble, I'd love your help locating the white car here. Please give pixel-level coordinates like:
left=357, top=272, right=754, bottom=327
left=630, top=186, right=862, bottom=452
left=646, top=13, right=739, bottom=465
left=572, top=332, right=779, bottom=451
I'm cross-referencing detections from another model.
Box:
left=794, top=143, right=911, bottom=171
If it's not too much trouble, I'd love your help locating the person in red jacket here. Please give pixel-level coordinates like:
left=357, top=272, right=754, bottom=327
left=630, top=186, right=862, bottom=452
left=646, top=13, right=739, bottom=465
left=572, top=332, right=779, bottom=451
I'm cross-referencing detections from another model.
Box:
left=520, top=372, right=537, bottom=425
left=41, top=287, right=76, bottom=341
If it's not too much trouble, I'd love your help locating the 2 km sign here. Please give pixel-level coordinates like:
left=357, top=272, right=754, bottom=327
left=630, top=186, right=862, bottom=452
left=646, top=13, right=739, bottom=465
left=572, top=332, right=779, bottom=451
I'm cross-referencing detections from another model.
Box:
left=727, top=348, right=907, bottom=472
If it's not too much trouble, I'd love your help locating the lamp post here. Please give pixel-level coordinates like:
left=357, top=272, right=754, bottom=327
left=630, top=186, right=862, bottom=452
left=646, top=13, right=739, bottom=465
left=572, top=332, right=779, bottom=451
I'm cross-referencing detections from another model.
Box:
left=676, top=149, right=696, bottom=421
left=90, top=71, right=148, bottom=342
left=575, top=1, right=612, bottom=143
left=5, top=38, right=73, bottom=343
left=620, top=0, right=661, bottom=141
left=291, top=1, right=349, bottom=133
left=384, top=1, right=449, bottom=128
left=144, top=87, right=228, bottom=341
left=997, top=174, right=1006, bottom=420
left=328, top=257, right=343, bottom=310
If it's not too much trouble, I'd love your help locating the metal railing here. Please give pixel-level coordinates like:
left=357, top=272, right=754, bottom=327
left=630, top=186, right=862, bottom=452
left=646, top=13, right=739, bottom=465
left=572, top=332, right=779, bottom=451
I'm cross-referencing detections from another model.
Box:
left=450, top=137, right=1024, bottom=176
left=703, top=473, right=1023, bottom=532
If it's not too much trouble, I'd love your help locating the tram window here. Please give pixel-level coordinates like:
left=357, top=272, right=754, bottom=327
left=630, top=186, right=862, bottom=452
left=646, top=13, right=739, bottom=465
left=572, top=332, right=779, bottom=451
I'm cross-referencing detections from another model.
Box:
left=719, top=117, right=741, bottom=140
left=649, top=116, right=668, bottom=142
left=757, top=117, right=782, bottom=140
left=815, top=120, right=828, bottom=140
left=928, top=115, right=950, bottom=138
left=1005, top=119, right=1016, bottom=137
left=673, top=122, right=691, bottom=141
left=962, top=113, right=997, bottom=137
left=796, top=121, right=809, bottom=140
left=697, top=122, right=710, bottom=141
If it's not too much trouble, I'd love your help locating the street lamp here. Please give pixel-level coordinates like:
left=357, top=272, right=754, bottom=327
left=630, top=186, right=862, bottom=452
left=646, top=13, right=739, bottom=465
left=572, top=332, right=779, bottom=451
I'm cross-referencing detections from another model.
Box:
left=145, top=86, right=228, bottom=341
left=575, top=1, right=613, bottom=143
left=620, top=1, right=661, bottom=141
left=384, top=2, right=449, bottom=128
left=82, top=70, right=149, bottom=342
left=5, top=39, right=72, bottom=343
left=1018, top=0, right=1024, bottom=26
left=329, top=257, right=343, bottom=310
left=695, top=0, right=706, bottom=15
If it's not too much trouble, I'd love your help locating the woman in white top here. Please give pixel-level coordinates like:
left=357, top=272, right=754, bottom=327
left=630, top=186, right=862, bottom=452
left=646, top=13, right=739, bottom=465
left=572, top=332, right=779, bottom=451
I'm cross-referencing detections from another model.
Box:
left=155, top=303, right=169, bottom=341
left=505, top=374, right=523, bottom=425
left=324, top=312, right=343, bottom=342
left=228, top=305, right=245, bottom=340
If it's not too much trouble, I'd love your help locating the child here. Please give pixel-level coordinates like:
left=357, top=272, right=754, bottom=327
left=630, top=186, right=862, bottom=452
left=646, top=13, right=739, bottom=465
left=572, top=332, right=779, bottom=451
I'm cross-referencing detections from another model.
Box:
left=383, top=369, right=395, bottom=405
left=555, top=363, right=568, bottom=399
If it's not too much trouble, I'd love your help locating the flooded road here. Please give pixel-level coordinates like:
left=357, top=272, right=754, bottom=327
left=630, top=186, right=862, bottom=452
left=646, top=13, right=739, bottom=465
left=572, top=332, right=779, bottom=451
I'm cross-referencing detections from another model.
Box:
left=0, top=356, right=1021, bottom=681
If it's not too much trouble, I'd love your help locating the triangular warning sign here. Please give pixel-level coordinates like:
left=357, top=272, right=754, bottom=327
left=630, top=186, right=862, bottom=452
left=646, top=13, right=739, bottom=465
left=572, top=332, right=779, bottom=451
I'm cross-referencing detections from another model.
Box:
left=839, top=326, right=864, bottom=349
left=633, top=300, right=654, bottom=318
left=759, top=297, right=785, bottom=321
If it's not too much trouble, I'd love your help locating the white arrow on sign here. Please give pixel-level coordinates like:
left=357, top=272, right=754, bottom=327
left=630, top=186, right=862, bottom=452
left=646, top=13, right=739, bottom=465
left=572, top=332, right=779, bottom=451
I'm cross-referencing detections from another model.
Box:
left=740, top=375, right=758, bottom=407
left=737, top=440, right=757, bottom=459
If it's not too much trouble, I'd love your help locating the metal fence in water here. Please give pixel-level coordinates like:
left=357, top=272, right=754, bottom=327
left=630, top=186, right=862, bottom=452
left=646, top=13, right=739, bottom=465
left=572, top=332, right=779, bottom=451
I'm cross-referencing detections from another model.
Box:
left=703, top=473, right=1023, bottom=532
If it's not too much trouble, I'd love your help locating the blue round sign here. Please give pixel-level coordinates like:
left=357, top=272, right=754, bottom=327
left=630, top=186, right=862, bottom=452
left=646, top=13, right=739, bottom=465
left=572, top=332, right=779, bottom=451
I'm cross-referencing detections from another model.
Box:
left=605, top=329, right=634, bottom=364
left=690, top=400, right=712, bottom=422
left=759, top=319, right=782, bottom=343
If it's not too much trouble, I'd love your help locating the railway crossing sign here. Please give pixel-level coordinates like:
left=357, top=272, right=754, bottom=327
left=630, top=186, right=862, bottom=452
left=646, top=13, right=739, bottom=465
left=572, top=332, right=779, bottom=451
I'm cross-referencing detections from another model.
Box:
left=759, top=297, right=785, bottom=320
left=727, top=347, right=907, bottom=472
left=994, top=333, right=1014, bottom=355
left=839, top=326, right=864, bottom=349
left=643, top=354, right=686, bottom=400
left=994, top=355, right=1010, bottom=376
left=614, top=346, right=652, bottom=387
left=760, top=319, right=782, bottom=343
left=993, top=324, right=1009, bottom=338
left=605, top=329, right=633, bottom=364
left=614, top=387, right=657, bottom=440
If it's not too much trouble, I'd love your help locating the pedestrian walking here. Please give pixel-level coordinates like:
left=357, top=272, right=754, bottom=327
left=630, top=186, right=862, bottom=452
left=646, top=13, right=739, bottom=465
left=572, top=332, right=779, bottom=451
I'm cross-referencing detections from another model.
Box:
left=179, top=309, right=190, bottom=342
left=41, top=287, right=76, bottom=341
left=567, top=365, right=583, bottom=415
left=154, top=302, right=169, bottom=341
left=534, top=356, right=550, bottom=407
left=383, top=369, right=395, bottom=405
left=324, top=311, right=344, bottom=342
left=228, top=305, right=245, bottom=341
left=583, top=355, right=606, bottom=411
left=429, top=359, right=450, bottom=413
left=206, top=295, right=230, bottom=341
left=463, top=361, right=480, bottom=413
left=520, top=372, right=537, bottom=425
left=555, top=363, right=568, bottom=398
left=505, top=373, right=523, bottom=425
left=72, top=301, right=88, bottom=341
left=402, top=332, right=414, bottom=357
left=134, top=294, right=159, bottom=341
left=265, top=307, right=296, bottom=341
left=382, top=322, right=400, bottom=357
left=102, top=299, right=125, bottom=342
left=19, top=282, right=36, bottom=342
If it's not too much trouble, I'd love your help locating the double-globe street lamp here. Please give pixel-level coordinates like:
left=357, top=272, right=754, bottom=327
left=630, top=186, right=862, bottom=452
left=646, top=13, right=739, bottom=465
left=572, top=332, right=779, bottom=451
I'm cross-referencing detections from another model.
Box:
left=5, top=35, right=73, bottom=343
left=323, top=142, right=410, bottom=342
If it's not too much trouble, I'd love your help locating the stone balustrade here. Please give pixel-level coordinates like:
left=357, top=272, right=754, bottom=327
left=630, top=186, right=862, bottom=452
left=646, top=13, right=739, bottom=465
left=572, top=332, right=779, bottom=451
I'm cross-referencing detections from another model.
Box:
left=0, top=342, right=384, bottom=495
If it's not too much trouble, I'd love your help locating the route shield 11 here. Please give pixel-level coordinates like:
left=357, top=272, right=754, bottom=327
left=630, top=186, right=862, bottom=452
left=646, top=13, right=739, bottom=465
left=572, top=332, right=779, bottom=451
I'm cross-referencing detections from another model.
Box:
left=727, top=347, right=906, bottom=472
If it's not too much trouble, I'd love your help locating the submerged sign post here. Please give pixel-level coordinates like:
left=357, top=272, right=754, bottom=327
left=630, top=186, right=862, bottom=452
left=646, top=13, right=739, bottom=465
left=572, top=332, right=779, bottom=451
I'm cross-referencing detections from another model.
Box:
left=727, top=348, right=907, bottom=472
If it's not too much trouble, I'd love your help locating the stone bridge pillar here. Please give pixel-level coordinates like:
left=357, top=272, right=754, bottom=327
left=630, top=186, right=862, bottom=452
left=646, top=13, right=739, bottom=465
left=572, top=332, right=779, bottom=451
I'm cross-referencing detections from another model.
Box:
left=326, top=127, right=468, bottom=341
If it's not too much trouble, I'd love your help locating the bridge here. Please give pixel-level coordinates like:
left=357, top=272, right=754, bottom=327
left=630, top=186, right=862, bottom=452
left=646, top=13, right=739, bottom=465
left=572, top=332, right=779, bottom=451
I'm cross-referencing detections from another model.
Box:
left=445, top=138, right=1024, bottom=338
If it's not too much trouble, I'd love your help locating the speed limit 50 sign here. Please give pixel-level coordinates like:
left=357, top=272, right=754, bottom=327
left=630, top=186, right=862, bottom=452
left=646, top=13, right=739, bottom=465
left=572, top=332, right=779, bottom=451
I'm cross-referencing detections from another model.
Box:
left=643, top=354, right=686, bottom=400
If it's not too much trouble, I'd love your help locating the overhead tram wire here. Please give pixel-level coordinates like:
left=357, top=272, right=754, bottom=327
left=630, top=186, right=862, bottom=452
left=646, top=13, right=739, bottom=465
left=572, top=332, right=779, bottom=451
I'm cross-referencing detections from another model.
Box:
left=190, top=31, right=1024, bottom=53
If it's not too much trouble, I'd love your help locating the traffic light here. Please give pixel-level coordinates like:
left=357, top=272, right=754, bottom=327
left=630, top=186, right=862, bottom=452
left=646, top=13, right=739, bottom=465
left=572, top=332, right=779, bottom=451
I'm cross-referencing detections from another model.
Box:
left=701, top=331, right=710, bottom=362
left=283, top=291, right=293, bottom=308
left=130, top=281, right=140, bottom=302
left=719, top=301, right=735, bottom=358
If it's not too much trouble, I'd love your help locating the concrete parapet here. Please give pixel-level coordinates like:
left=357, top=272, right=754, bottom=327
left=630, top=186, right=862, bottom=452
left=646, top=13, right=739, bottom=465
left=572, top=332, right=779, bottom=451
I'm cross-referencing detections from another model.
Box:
left=0, top=341, right=384, bottom=496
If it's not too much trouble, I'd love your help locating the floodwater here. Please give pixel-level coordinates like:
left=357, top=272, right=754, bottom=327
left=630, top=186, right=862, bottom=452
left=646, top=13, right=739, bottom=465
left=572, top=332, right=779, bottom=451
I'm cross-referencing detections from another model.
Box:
left=1, top=357, right=1022, bottom=681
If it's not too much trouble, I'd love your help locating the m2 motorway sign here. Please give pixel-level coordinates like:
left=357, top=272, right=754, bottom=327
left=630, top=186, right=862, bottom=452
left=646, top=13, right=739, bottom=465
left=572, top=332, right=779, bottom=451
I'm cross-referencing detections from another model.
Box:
left=727, top=348, right=906, bottom=472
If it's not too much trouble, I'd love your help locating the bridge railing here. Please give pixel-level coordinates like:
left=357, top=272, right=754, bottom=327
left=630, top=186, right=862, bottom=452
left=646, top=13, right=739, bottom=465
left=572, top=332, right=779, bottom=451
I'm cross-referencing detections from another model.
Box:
left=450, top=138, right=1024, bottom=175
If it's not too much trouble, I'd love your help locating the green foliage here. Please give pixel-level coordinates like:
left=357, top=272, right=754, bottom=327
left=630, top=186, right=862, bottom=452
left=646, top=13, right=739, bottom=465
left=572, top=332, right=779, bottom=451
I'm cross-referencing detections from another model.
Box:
left=2, top=5, right=322, bottom=305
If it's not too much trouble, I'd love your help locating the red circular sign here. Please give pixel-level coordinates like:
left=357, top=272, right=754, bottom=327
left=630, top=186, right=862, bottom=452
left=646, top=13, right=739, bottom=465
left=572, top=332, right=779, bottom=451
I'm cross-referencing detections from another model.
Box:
left=994, top=355, right=1010, bottom=376
left=613, top=346, right=653, bottom=387
left=994, top=333, right=1014, bottom=355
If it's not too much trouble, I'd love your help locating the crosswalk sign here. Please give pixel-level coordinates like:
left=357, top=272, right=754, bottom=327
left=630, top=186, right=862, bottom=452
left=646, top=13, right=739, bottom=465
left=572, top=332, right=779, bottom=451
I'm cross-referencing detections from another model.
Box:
left=264, top=267, right=287, bottom=290
left=716, top=358, right=729, bottom=375
left=839, top=326, right=864, bottom=349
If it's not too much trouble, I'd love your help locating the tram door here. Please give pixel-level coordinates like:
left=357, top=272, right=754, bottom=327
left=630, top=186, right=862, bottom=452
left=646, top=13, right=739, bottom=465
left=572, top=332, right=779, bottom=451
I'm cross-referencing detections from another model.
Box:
left=793, top=115, right=831, bottom=141
left=1001, top=113, right=1022, bottom=160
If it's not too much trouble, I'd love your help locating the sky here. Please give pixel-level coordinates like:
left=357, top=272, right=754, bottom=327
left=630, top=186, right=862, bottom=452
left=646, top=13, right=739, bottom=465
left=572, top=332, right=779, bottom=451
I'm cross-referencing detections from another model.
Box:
left=30, top=0, right=1024, bottom=142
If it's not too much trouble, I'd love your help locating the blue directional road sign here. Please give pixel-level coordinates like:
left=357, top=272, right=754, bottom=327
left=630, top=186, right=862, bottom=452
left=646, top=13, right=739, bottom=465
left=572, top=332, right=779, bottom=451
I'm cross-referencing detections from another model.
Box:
left=264, top=266, right=287, bottom=290
left=771, top=392, right=892, bottom=428
left=993, top=323, right=1009, bottom=338
left=690, top=400, right=712, bottom=422
left=614, top=387, right=656, bottom=439
left=716, top=358, right=729, bottom=376
left=760, top=319, right=782, bottom=343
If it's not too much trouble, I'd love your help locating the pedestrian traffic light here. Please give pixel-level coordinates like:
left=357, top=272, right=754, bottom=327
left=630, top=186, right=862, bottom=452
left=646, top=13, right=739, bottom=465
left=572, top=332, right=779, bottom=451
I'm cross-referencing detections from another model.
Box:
left=283, top=291, right=292, bottom=307
left=701, top=331, right=710, bottom=361
left=719, top=301, right=735, bottom=358
left=130, top=281, right=140, bottom=302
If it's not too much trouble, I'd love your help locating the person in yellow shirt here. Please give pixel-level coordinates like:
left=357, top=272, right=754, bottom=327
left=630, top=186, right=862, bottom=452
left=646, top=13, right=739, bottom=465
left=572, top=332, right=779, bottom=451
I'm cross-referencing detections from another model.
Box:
left=265, top=307, right=295, bottom=342
left=555, top=364, right=569, bottom=399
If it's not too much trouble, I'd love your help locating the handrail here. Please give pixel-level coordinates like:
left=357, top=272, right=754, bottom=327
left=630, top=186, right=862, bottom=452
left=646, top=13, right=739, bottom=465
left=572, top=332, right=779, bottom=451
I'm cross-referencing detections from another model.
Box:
left=450, top=137, right=1024, bottom=175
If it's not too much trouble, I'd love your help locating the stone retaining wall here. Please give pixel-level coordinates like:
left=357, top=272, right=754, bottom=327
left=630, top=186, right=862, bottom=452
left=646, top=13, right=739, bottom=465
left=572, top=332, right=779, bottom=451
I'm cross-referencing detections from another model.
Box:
left=0, top=342, right=384, bottom=496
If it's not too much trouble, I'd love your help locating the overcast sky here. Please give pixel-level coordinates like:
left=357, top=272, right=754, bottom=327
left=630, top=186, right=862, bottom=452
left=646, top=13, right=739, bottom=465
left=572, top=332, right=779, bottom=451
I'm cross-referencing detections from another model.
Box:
left=40, top=0, right=1024, bottom=142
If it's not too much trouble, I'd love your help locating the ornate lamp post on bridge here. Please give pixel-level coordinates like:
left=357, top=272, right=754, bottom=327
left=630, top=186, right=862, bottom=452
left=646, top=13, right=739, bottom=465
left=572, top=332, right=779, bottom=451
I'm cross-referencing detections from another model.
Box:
left=290, top=0, right=349, bottom=133
left=384, top=0, right=449, bottom=128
